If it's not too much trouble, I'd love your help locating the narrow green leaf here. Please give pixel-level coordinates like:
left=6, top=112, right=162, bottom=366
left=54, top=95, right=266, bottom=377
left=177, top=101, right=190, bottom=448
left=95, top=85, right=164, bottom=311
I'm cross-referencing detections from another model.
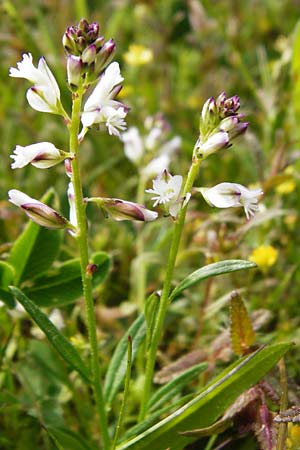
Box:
left=148, top=362, right=208, bottom=412
left=8, top=189, right=62, bottom=284
left=9, top=287, right=90, bottom=382
left=144, top=292, right=160, bottom=350
left=104, top=313, right=146, bottom=405
left=112, top=336, right=133, bottom=450
left=24, top=252, right=110, bottom=307
left=116, top=343, right=291, bottom=450
left=170, top=260, right=256, bottom=301
left=46, top=426, right=96, bottom=450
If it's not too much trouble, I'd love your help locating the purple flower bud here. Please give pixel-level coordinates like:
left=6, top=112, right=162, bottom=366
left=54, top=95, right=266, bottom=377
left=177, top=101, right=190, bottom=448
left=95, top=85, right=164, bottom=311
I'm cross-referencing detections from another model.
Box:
left=217, top=92, right=240, bottom=117
left=62, top=31, right=77, bottom=54
left=67, top=55, right=83, bottom=89
left=94, top=39, right=116, bottom=75
left=89, top=197, right=158, bottom=222
left=78, top=18, right=89, bottom=33
left=195, top=131, right=229, bottom=159
left=8, top=189, right=69, bottom=229
left=227, top=121, right=248, bottom=139
left=94, top=36, right=105, bottom=50
left=82, top=44, right=97, bottom=64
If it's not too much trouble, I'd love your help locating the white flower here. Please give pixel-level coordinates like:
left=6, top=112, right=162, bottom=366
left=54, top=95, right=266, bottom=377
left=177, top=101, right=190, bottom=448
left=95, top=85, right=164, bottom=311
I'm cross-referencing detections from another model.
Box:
left=81, top=62, right=127, bottom=134
left=8, top=189, right=68, bottom=229
left=10, top=142, right=63, bottom=169
left=102, top=106, right=127, bottom=137
left=122, top=127, right=144, bottom=163
left=9, top=53, right=61, bottom=114
left=200, top=182, right=263, bottom=219
left=146, top=170, right=183, bottom=218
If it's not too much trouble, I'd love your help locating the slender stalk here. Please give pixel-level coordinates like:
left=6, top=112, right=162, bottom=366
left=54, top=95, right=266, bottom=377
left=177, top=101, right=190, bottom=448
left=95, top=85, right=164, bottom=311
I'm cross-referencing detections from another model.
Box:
left=69, top=89, right=110, bottom=449
left=139, top=159, right=201, bottom=419
left=135, top=174, right=147, bottom=312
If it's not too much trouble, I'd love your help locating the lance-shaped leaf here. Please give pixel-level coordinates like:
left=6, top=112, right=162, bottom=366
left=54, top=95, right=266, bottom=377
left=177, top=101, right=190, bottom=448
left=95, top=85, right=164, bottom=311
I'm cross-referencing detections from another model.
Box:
left=104, top=313, right=146, bottom=405
left=169, top=260, right=256, bottom=301
left=24, top=252, right=110, bottom=307
left=9, top=287, right=90, bottom=382
left=116, top=343, right=291, bottom=450
left=230, top=291, right=255, bottom=355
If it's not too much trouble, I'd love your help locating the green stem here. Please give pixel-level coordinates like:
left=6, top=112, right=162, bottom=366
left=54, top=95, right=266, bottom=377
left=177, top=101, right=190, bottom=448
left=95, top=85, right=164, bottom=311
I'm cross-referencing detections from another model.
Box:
left=135, top=174, right=147, bottom=312
left=69, top=90, right=110, bottom=449
left=139, top=159, right=201, bottom=419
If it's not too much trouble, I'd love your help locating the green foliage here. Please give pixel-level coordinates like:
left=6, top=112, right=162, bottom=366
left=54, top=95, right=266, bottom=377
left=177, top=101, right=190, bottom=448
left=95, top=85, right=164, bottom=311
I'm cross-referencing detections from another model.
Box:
left=10, top=287, right=90, bottom=381
left=24, top=251, right=110, bottom=307
left=116, top=344, right=291, bottom=450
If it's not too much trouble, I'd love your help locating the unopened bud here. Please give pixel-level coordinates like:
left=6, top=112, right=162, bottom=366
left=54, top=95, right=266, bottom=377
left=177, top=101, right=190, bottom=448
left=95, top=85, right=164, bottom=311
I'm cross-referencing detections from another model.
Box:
left=82, top=44, right=97, bottom=64
left=8, top=189, right=69, bottom=229
left=195, top=131, right=229, bottom=159
left=67, top=55, right=83, bottom=89
left=94, top=39, right=116, bottom=75
left=88, top=197, right=158, bottom=222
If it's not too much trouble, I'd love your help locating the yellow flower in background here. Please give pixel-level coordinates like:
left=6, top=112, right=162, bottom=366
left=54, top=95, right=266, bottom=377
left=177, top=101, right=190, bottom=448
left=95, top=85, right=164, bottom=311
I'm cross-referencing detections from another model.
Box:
left=249, top=245, right=278, bottom=270
left=276, top=166, right=296, bottom=195
left=287, top=423, right=300, bottom=449
left=123, top=44, right=153, bottom=66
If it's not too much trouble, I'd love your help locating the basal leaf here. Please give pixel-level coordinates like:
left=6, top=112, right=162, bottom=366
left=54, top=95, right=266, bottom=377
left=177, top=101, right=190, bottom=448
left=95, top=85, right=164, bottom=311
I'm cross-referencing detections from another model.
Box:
left=169, top=260, right=256, bottom=301
left=10, top=287, right=90, bottom=382
left=116, top=343, right=291, bottom=450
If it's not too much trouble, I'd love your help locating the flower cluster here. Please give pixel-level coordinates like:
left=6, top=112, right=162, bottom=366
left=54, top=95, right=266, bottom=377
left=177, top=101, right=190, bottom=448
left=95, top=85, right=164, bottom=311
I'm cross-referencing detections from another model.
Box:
left=146, top=94, right=262, bottom=221
left=194, top=92, right=248, bottom=160
left=63, top=18, right=116, bottom=87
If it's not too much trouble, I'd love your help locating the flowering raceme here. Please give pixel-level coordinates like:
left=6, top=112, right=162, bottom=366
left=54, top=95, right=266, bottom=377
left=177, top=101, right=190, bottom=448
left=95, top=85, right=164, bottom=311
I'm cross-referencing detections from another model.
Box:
left=9, top=53, right=62, bottom=114
left=194, top=92, right=248, bottom=160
